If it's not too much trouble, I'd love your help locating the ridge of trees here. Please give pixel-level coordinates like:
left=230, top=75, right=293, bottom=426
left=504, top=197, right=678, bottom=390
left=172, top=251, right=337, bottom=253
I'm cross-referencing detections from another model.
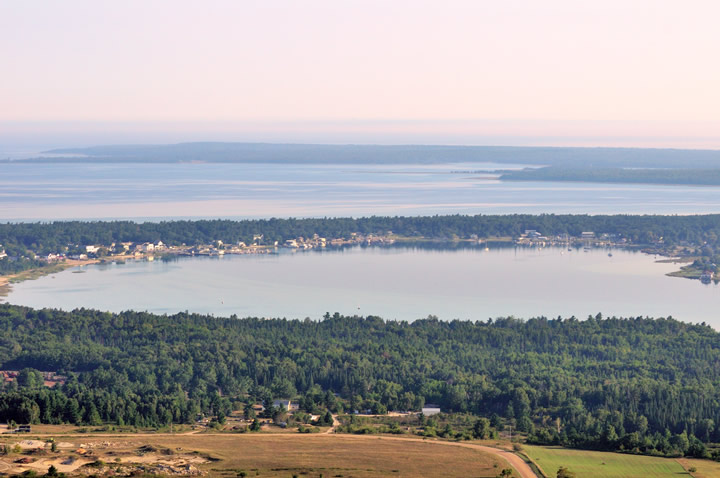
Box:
left=1, top=304, right=720, bottom=459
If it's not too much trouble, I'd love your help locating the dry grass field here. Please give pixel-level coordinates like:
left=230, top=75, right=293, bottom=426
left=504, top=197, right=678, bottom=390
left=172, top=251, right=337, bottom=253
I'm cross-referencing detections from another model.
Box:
left=0, top=433, right=515, bottom=478
left=147, top=434, right=511, bottom=478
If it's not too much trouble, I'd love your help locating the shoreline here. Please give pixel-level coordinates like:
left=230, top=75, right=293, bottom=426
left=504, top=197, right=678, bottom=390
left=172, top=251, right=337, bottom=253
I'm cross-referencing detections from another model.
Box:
left=0, top=240, right=703, bottom=302
left=0, top=258, right=100, bottom=300
left=0, top=276, right=9, bottom=298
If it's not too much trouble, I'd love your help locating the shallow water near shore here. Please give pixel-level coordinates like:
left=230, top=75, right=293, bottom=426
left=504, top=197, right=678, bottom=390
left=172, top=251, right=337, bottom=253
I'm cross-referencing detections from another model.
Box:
left=6, top=245, right=720, bottom=326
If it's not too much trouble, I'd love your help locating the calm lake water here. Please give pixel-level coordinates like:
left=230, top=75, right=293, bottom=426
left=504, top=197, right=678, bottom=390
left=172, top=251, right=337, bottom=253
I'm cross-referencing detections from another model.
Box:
left=3, top=161, right=720, bottom=221
left=6, top=245, right=719, bottom=326
left=4, top=159, right=720, bottom=326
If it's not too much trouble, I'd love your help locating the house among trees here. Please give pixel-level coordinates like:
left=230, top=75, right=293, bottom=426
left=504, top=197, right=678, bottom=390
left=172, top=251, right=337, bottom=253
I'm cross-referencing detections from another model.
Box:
left=273, top=399, right=298, bottom=411
left=422, top=404, right=441, bottom=416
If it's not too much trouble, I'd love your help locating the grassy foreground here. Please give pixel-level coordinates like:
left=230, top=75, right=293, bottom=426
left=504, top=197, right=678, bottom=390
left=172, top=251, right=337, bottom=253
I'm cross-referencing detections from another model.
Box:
left=0, top=433, right=512, bottom=478
left=523, top=445, right=720, bottom=478
left=150, top=435, right=508, bottom=478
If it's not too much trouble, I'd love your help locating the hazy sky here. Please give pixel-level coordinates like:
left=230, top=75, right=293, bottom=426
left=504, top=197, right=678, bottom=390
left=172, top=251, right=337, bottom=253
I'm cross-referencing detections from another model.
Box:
left=2, top=0, right=720, bottom=148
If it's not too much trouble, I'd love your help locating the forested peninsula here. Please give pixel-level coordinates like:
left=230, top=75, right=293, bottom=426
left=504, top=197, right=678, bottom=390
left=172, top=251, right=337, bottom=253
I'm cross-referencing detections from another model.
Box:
left=1, top=304, right=719, bottom=460
left=500, top=167, right=720, bottom=186
left=3, top=214, right=720, bottom=281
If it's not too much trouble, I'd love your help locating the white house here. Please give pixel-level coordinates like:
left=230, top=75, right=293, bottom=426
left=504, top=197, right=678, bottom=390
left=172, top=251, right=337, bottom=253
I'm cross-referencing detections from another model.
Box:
left=421, top=404, right=441, bottom=416
left=140, top=243, right=155, bottom=252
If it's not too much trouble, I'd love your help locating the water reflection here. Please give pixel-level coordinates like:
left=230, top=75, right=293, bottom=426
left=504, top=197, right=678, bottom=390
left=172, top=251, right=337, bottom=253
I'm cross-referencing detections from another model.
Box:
left=6, top=245, right=718, bottom=327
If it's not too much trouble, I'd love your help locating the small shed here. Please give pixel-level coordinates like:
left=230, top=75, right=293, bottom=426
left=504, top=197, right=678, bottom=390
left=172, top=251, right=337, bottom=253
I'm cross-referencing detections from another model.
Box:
left=422, top=404, right=441, bottom=416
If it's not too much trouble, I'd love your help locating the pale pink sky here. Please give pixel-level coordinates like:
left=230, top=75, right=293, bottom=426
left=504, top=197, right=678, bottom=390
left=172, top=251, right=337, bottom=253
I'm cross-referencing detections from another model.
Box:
left=2, top=0, right=720, bottom=147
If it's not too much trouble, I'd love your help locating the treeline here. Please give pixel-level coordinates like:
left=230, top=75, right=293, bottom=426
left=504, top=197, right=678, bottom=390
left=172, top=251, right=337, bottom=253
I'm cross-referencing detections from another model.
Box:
left=501, top=167, right=720, bottom=186
left=3, top=214, right=720, bottom=257
left=2, top=304, right=720, bottom=458
left=0, top=256, right=45, bottom=275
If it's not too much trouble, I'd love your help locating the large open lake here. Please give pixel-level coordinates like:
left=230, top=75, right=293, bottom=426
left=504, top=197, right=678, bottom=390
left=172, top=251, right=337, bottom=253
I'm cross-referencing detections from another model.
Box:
left=5, top=245, right=719, bottom=326
left=4, top=158, right=720, bottom=326
left=4, top=161, right=720, bottom=220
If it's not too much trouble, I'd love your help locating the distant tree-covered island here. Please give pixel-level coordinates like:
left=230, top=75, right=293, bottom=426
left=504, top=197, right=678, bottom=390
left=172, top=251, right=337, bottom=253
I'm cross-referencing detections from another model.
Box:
left=13, top=142, right=720, bottom=171
left=1, top=303, right=720, bottom=461
left=8, top=142, right=720, bottom=186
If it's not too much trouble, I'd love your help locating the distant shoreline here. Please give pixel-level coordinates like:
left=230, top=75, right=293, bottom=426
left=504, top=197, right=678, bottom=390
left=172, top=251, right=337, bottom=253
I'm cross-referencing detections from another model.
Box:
left=501, top=168, right=720, bottom=187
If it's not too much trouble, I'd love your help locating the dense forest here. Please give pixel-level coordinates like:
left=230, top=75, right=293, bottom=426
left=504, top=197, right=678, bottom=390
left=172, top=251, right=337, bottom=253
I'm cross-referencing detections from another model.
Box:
left=3, top=214, right=720, bottom=257
left=501, top=167, right=720, bottom=186
left=1, top=304, right=720, bottom=459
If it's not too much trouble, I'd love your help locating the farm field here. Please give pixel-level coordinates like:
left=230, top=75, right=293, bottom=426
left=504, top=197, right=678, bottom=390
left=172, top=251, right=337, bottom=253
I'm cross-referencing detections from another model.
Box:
left=677, top=458, right=720, bottom=478
left=523, top=445, right=720, bottom=478
left=0, top=433, right=517, bottom=478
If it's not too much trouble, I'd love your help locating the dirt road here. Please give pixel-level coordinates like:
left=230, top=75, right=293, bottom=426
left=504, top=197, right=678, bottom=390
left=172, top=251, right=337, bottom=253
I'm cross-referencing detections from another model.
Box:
left=323, top=414, right=341, bottom=434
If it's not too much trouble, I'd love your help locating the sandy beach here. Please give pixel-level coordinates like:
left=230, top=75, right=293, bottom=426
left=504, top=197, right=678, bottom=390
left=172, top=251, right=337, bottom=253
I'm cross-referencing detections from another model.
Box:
left=0, top=275, right=9, bottom=298
left=0, top=258, right=101, bottom=300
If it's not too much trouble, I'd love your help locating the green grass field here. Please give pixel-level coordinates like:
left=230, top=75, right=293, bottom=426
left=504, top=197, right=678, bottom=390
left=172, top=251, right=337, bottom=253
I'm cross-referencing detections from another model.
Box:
left=678, top=458, right=720, bottom=478
left=523, top=445, right=699, bottom=478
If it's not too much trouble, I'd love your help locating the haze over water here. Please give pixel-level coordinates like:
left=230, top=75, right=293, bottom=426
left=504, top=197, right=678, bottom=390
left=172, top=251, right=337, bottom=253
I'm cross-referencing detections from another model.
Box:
left=3, top=161, right=720, bottom=221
